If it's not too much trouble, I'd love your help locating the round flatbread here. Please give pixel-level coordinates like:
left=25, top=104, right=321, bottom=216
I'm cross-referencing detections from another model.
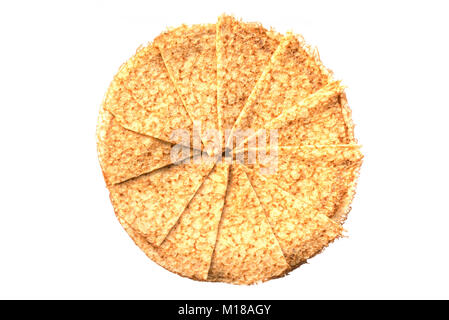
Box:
left=97, top=15, right=362, bottom=285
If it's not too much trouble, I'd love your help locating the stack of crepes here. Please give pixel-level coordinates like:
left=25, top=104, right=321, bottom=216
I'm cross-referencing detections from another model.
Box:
left=97, top=15, right=363, bottom=285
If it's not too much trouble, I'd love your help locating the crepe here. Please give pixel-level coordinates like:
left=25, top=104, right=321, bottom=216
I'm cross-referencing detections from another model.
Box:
left=208, top=165, right=289, bottom=284
left=243, top=145, right=363, bottom=222
left=155, top=24, right=220, bottom=154
left=97, top=106, right=196, bottom=185
left=103, top=43, right=193, bottom=145
left=244, top=167, right=343, bottom=267
left=217, top=15, right=282, bottom=145
left=108, top=156, right=215, bottom=246
left=228, top=33, right=332, bottom=148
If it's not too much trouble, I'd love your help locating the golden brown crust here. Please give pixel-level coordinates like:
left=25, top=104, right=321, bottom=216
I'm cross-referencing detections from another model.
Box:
left=155, top=24, right=220, bottom=154
left=228, top=33, right=332, bottom=148
left=340, top=92, right=357, bottom=144
left=108, top=157, right=215, bottom=246
left=98, top=16, right=363, bottom=285
left=116, top=163, right=229, bottom=281
left=241, top=145, right=363, bottom=223
left=103, top=43, right=193, bottom=144
left=217, top=15, right=282, bottom=145
left=207, top=165, right=289, bottom=285
left=244, top=167, right=343, bottom=267
left=156, top=163, right=229, bottom=280
left=96, top=106, right=196, bottom=185
left=264, top=81, right=356, bottom=147
left=233, top=81, right=355, bottom=150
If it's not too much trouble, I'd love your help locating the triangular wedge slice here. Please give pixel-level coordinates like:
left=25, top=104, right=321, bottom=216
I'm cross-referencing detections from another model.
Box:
left=97, top=106, right=196, bottom=185
left=262, top=81, right=355, bottom=146
left=155, top=24, right=220, bottom=155
left=216, top=15, right=282, bottom=145
left=239, top=81, right=355, bottom=149
left=103, top=43, right=194, bottom=145
left=109, top=155, right=215, bottom=246
left=228, top=33, right=332, bottom=149
left=154, top=163, right=229, bottom=280
left=246, top=145, right=363, bottom=222
left=208, top=165, right=289, bottom=284
left=242, top=145, right=363, bottom=222
left=244, top=167, right=343, bottom=267
left=115, top=164, right=229, bottom=281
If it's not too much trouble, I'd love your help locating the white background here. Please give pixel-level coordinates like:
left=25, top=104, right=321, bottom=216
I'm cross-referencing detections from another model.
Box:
left=0, top=0, right=448, bottom=299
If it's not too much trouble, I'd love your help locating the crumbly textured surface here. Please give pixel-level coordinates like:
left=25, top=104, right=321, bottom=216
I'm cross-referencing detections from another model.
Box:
left=97, top=16, right=363, bottom=285
left=118, top=163, right=229, bottom=281
left=104, top=43, right=193, bottom=144
left=263, top=81, right=355, bottom=146
left=235, top=81, right=355, bottom=150
left=243, top=145, right=363, bottom=223
left=245, top=167, right=343, bottom=267
left=97, top=106, right=195, bottom=185
left=228, top=33, right=332, bottom=148
left=155, top=24, right=220, bottom=154
left=109, top=157, right=215, bottom=246
left=208, top=165, right=289, bottom=284
left=217, top=15, right=282, bottom=145
left=152, top=163, right=229, bottom=280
